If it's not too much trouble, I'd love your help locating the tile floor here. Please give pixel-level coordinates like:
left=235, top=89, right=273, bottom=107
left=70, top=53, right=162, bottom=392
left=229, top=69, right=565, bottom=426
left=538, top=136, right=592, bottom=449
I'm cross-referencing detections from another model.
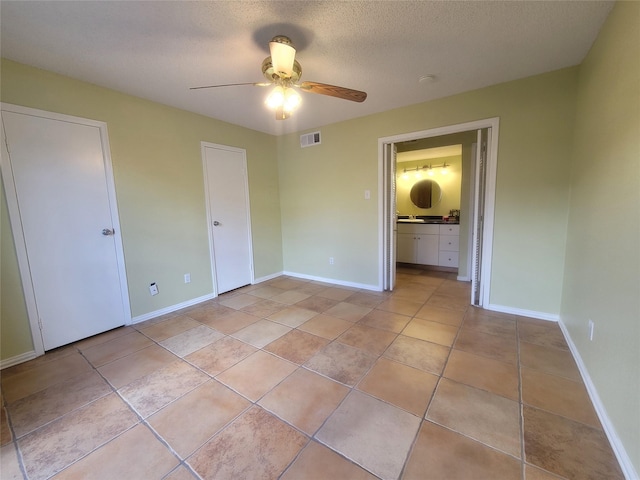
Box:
left=0, top=268, right=624, bottom=479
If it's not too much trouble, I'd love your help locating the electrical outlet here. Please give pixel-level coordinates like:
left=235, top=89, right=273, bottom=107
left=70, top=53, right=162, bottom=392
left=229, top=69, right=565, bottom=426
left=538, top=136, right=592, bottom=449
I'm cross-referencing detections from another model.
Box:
left=588, top=319, right=595, bottom=341
left=364, top=190, right=371, bottom=200
left=329, top=257, right=334, bottom=265
left=184, top=273, right=191, bottom=284
left=149, top=283, right=159, bottom=296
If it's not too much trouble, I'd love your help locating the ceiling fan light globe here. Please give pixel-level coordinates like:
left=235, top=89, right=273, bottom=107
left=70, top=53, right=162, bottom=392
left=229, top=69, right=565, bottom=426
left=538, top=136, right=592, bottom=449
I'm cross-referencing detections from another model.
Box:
left=266, top=86, right=285, bottom=109
left=284, top=88, right=301, bottom=112
left=269, top=38, right=296, bottom=78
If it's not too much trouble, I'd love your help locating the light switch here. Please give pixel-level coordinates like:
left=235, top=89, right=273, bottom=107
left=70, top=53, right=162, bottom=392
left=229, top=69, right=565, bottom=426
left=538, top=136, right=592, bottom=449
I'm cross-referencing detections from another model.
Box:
left=364, top=190, right=371, bottom=200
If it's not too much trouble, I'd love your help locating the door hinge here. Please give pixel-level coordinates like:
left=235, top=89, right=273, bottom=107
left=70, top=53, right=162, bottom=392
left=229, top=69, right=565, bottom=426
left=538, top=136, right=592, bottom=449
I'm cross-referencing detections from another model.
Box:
left=38, top=317, right=43, bottom=331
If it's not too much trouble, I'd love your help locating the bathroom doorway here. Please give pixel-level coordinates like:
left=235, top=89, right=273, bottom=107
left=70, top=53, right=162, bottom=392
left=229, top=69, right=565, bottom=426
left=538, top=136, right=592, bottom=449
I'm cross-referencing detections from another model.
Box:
left=378, top=118, right=499, bottom=308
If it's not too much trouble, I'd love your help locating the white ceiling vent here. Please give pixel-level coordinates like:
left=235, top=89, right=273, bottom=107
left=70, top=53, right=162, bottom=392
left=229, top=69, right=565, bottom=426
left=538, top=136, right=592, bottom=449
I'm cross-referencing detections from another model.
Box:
left=300, top=131, right=321, bottom=148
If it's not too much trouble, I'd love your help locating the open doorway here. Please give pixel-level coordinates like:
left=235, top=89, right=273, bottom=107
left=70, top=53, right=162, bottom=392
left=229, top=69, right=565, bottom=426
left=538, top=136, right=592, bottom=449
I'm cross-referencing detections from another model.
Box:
left=378, top=118, right=499, bottom=308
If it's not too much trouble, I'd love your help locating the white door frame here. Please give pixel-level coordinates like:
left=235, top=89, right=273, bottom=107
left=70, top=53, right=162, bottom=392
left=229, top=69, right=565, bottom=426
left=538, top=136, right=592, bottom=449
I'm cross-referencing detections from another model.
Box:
left=378, top=117, right=499, bottom=307
left=1, top=103, right=131, bottom=356
left=201, top=141, right=254, bottom=296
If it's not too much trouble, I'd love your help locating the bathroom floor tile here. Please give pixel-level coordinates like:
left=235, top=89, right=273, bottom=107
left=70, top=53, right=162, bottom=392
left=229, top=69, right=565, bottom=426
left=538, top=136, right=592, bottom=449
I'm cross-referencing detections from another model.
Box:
left=523, top=406, right=623, bottom=480
left=316, top=390, right=421, bottom=480
left=0, top=444, right=22, bottom=479
left=199, top=310, right=260, bottom=334
left=98, top=344, right=177, bottom=388
left=263, top=329, right=329, bottom=364
left=324, top=301, right=372, bottom=322
left=8, top=370, right=111, bottom=438
left=281, top=440, right=378, bottom=480
left=375, top=297, right=424, bottom=316
left=259, top=368, right=349, bottom=435
left=403, top=421, right=522, bottom=479
left=1, top=352, right=92, bottom=403
left=295, top=295, right=340, bottom=313
left=304, top=342, right=378, bottom=386
left=342, top=291, right=385, bottom=308
left=383, top=335, right=450, bottom=375
left=149, top=380, right=250, bottom=458
left=161, top=332, right=224, bottom=367
left=443, top=349, right=519, bottom=400
left=54, top=424, right=178, bottom=479
left=216, top=351, right=296, bottom=401
left=454, top=328, right=517, bottom=365
left=184, top=336, right=257, bottom=376
left=519, top=341, right=581, bottom=381
left=357, top=357, right=438, bottom=416
left=18, top=393, right=138, bottom=480
left=230, top=319, right=291, bottom=348
left=414, top=304, right=465, bottom=327
left=518, top=319, right=569, bottom=350
left=188, top=406, right=308, bottom=479
left=358, top=309, right=412, bottom=333
left=316, top=286, right=357, bottom=301
left=218, top=293, right=262, bottom=310
left=462, top=313, right=517, bottom=338
left=267, top=306, right=318, bottom=327
left=427, top=378, right=521, bottom=457
left=402, top=317, right=459, bottom=346
left=521, top=367, right=600, bottom=427
left=240, top=299, right=286, bottom=318
left=336, top=324, right=397, bottom=355
left=138, top=315, right=201, bottom=342
left=269, top=289, right=312, bottom=305
left=118, top=360, right=209, bottom=418
left=298, top=314, right=353, bottom=340
left=82, top=331, right=154, bottom=367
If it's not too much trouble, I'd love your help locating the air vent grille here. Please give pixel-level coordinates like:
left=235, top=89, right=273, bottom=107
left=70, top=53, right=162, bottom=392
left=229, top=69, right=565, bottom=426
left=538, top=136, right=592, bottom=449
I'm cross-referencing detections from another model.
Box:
left=300, top=131, right=321, bottom=148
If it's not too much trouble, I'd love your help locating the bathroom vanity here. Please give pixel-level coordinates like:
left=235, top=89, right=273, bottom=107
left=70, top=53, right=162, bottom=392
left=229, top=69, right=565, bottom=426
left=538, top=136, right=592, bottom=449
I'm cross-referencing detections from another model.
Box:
left=397, top=222, right=460, bottom=268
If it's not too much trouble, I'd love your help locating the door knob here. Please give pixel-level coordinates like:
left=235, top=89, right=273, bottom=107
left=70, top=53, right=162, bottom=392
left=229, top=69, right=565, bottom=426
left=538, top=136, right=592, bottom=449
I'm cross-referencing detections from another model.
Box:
left=102, top=228, right=115, bottom=236
left=213, top=221, right=220, bottom=226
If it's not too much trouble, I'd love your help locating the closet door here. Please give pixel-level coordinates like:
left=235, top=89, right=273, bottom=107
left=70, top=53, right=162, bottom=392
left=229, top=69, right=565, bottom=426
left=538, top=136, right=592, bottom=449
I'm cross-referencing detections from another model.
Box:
left=2, top=106, right=129, bottom=351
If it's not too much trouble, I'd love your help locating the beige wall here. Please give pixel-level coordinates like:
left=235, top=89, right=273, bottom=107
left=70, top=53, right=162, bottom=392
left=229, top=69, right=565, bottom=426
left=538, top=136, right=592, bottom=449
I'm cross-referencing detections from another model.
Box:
left=1, top=59, right=283, bottom=359
left=561, top=1, right=640, bottom=473
left=278, top=67, right=577, bottom=313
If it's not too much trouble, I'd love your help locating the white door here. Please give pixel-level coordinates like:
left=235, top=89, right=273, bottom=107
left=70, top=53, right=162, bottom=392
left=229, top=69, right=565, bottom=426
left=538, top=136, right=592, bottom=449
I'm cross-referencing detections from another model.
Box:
left=202, top=143, right=253, bottom=294
left=1, top=106, right=129, bottom=351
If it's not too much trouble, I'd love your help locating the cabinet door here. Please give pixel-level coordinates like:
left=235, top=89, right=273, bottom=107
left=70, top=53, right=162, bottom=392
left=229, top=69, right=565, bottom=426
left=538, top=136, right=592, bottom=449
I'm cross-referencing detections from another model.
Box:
left=416, top=234, right=439, bottom=265
left=397, top=233, right=417, bottom=263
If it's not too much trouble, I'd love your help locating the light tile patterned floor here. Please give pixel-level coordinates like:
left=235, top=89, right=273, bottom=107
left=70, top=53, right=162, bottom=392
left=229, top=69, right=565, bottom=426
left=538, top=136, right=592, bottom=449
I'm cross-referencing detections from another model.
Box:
left=0, top=268, right=624, bottom=479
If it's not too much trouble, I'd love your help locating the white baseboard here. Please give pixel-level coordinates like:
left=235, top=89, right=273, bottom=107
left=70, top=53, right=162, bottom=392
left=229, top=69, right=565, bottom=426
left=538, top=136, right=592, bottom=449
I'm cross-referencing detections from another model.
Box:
left=283, top=271, right=381, bottom=292
left=0, top=350, right=37, bottom=370
left=557, top=319, right=638, bottom=480
left=253, top=271, right=284, bottom=284
left=131, top=293, right=216, bottom=324
left=456, top=275, right=471, bottom=281
left=486, top=303, right=559, bottom=322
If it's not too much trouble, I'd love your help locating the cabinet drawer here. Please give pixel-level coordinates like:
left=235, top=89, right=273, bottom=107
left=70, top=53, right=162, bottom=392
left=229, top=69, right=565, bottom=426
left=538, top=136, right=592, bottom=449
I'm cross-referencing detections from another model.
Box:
left=439, top=235, right=459, bottom=252
left=397, top=223, right=440, bottom=235
left=439, top=251, right=459, bottom=267
left=439, top=224, right=460, bottom=236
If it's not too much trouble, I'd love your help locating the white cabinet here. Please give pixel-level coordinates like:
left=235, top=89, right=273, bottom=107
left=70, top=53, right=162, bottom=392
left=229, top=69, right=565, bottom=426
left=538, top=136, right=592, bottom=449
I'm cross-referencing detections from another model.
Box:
left=397, top=223, right=460, bottom=268
left=396, top=224, right=439, bottom=265
left=438, top=224, right=460, bottom=267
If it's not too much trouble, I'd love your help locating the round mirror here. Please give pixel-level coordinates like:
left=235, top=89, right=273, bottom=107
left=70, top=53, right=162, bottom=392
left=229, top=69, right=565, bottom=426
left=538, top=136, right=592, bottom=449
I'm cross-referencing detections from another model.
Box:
left=410, top=179, right=442, bottom=209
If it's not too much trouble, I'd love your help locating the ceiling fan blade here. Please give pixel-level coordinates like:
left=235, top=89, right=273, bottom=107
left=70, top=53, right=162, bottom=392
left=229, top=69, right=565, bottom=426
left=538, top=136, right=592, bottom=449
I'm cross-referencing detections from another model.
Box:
left=190, top=82, right=271, bottom=90
left=298, top=81, right=367, bottom=103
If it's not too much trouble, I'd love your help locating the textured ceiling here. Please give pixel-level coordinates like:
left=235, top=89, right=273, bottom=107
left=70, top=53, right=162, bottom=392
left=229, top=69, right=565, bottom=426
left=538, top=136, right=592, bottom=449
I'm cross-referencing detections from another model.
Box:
left=1, top=1, right=613, bottom=136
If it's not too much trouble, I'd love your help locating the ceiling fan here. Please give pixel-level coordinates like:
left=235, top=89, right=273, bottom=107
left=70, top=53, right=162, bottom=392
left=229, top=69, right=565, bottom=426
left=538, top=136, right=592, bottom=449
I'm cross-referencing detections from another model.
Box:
left=190, top=35, right=367, bottom=120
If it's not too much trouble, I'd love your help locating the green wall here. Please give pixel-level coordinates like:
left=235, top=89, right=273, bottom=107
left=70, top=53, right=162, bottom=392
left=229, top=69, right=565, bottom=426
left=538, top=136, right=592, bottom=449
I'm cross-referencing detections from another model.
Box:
left=278, top=67, right=577, bottom=313
left=561, top=1, right=640, bottom=473
left=1, top=59, right=283, bottom=358
left=1, top=182, right=33, bottom=358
